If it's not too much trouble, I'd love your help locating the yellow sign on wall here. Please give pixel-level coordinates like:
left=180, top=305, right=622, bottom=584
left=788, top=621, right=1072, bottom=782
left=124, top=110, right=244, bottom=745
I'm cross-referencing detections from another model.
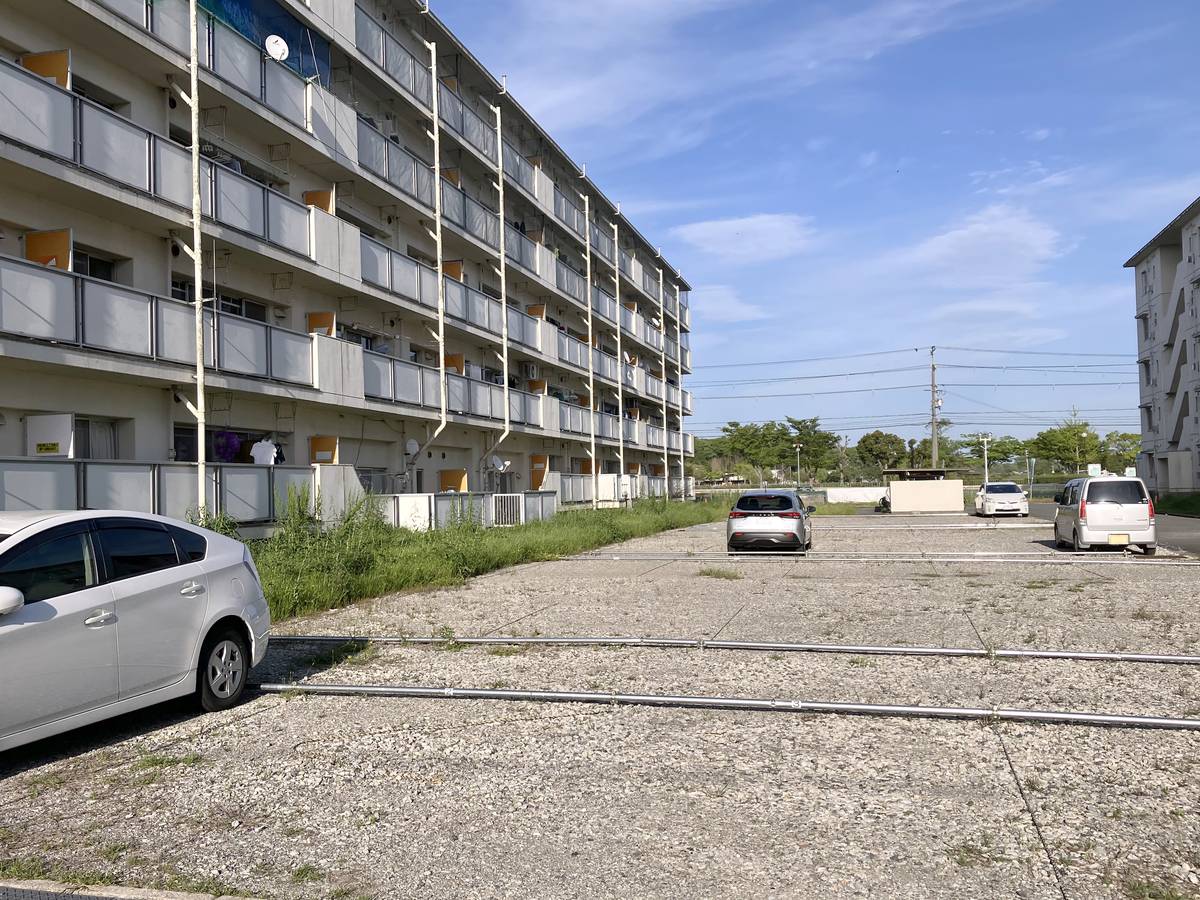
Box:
left=36, top=442, right=61, bottom=455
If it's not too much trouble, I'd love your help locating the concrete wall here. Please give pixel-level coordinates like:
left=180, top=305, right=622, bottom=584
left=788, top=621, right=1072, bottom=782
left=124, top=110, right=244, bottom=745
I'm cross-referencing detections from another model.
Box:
left=825, top=486, right=887, bottom=504
left=887, top=480, right=964, bottom=513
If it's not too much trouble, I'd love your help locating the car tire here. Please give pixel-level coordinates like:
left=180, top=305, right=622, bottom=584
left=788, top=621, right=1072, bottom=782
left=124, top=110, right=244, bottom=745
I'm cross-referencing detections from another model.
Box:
left=1072, top=530, right=1088, bottom=553
left=1143, top=545, right=1157, bottom=557
left=197, top=626, right=250, bottom=713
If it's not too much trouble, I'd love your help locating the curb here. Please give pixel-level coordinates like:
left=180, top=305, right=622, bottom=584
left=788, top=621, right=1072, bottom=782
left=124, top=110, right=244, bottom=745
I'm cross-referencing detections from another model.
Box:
left=0, top=880, right=260, bottom=900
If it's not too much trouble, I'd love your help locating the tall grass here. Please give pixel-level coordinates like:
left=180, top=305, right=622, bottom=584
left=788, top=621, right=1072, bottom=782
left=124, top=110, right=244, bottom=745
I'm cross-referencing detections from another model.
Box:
left=250, top=494, right=729, bottom=621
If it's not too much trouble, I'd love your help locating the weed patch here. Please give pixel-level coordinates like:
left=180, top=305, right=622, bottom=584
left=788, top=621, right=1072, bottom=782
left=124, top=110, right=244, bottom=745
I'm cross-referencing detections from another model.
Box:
left=697, top=566, right=742, bottom=580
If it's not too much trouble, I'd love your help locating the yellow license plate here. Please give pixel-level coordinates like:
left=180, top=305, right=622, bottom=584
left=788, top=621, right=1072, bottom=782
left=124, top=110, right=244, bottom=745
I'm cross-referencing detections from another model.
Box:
left=1108, top=534, right=1129, bottom=545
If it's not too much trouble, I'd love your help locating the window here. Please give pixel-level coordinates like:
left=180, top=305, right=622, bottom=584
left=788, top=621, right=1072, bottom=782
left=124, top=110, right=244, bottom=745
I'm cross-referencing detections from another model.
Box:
left=171, top=280, right=268, bottom=321
left=97, top=524, right=180, bottom=580
left=72, top=75, right=129, bottom=114
left=168, top=526, right=208, bottom=563
left=74, top=417, right=119, bottom=460
left=735, top=495, right=796, bottom=512
left=985, top=484, right=1022, bottom=494
left=74, top=250, right=116, bottom=282
left=0, top=528, right=99, bottom=603
left=1086, top=481, right=1146, bottom=504
left=338, top=326, right=377, bottom=350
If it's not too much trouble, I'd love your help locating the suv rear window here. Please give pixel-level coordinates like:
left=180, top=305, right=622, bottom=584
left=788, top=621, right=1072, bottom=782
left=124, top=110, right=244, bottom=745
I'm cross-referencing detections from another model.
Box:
left=735, top=495, right=795, bottom=512
left=1085, top=481, right=1146, bottom=504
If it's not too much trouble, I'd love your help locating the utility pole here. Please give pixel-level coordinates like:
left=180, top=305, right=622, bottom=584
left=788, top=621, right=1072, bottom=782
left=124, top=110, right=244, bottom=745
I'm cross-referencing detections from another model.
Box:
left=981, top=433, right=990, bottom=486
left=929, top=346, right=939, bottom=469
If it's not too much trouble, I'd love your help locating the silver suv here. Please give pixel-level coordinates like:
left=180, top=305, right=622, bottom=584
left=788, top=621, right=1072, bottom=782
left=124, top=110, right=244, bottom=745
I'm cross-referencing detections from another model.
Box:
left=1053, top=476, right=1156, bottom=555
left=726, top=490, right=814, bottom=553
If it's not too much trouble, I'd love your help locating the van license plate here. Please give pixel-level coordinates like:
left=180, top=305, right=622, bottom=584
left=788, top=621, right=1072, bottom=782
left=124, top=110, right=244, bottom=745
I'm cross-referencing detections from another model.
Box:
left=1108, top=534, right=1130, bottom=545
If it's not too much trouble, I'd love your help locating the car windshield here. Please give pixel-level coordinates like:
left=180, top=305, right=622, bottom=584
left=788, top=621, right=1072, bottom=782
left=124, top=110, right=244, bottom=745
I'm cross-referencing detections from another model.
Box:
left=735, top=495, right=794, bottom=512
left=985, top=484, right=1022, bottom=494
left=1086, top=481, right=1146, bottom=503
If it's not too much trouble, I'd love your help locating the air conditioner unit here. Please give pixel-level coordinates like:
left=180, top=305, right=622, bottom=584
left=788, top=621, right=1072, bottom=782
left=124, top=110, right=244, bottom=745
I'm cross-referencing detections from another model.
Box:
left=520, top=362, right=539, bottom=380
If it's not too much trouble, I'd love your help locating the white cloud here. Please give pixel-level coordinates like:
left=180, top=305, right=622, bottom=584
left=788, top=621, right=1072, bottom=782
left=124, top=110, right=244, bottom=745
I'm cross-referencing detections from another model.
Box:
left=670, top=214, right=817, bottom=264
left=927, top=298, right=1040, bottom=321
left=1023, top=127, right=1052, bottom=142
left=858, top=150, right=880, bottom=168
left=805, top=136, right=832, bottom=152
left=687, top=284, right=771, bottom=324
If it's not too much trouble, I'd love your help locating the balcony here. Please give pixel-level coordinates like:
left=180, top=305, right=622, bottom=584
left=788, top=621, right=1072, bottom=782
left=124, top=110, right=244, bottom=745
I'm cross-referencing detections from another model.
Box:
left=357, top=117, right=435, bottom=209
left=589, top=221, right=616, bottom=264
left=556, top=331, right=590, bottom=370
left=642, top=267, right=660, bottom=300
left=0, top=253, right=314, bottom=386
left=501, top=141, right=537, bottom=196
left=645, top=424, right=665, bottom=448
left=353, top=5, right=432, bottom=108
left=592, top=349, right=619, bottom=383
left=592, top=285, right=618, bottom=324
left=555, top=258, right=586, bottom=303
left=559, top=402, right=591, bottom=435
left=441, top=181, right=500, bottom=250
left=553, top=187, right=586, bottom=240
left=438, top=82, right=497, bottom=163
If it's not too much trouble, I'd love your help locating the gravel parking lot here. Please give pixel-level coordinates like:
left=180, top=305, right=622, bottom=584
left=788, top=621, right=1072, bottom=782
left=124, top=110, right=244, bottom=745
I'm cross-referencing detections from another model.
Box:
left=3, top=513, right=1200, bottom=899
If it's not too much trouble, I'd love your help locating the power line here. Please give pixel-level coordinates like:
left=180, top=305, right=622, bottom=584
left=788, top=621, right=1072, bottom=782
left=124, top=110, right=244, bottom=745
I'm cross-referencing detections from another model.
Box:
left=695, top=381, right=1138, bottom=400
left=690, top=363, right=1133, bottom=388
left=689, top=347, right=926, bottom=370
left=939, top=345, right=1132, bottom=359
left=689, top=365, right=926, bottom=387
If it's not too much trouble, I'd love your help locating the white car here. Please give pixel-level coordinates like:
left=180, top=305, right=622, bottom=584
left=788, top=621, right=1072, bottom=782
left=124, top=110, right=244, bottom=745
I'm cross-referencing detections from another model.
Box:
left=1053, top=476, right=1156, bottom=555
left=0, top=510, right=270, bottom=752
left=974, top=482, right=1029, bottom=517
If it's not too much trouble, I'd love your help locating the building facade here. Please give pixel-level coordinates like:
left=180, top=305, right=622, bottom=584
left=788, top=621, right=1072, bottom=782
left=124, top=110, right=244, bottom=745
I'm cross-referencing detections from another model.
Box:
left=1127, top=196, right=1200, bottom=494
left=0, top=0, right=694, bottom=522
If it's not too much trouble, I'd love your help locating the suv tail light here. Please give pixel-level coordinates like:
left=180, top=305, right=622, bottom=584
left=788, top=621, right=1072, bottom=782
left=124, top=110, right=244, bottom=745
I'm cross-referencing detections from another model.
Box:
left=1079, top=498, right=1087, bottom=523
left=1148, top=498, right=1156, bottom=525
left=728, top=510, right=747, bottom=519
left=777, top=511, right=802, bottom=519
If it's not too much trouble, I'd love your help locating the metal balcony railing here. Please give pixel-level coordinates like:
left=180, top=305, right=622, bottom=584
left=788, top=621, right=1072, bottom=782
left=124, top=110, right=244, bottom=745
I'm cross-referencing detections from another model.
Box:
left=440, top=181, right=500, bottom=249
left=437, top=82, right=497, bottom=162
left=354, top=5, right=432, bottom=107
left=357, top=117, right=435, bottom=208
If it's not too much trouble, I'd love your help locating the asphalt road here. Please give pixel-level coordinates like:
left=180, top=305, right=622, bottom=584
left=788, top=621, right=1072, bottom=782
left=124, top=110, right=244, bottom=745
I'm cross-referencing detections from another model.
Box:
left=1029, top=502, right=1200, bottom=556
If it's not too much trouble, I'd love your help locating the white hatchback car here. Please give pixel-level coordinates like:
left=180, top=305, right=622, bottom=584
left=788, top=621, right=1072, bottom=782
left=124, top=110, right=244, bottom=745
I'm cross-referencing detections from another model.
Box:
left=974, top=482, right=1030, bottom=517
left=1053, top=476, right=1156, bottom=555
left=0, top=511, right=270, bottom=752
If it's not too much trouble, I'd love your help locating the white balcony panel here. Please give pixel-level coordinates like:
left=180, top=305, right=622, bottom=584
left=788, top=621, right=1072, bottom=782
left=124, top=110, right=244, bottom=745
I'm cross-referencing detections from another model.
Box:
left=150, top=0, right=189, bottom=51
left=360, top=237, right=389, bottom=289
left=0, top=259, right=75, bottom=342
left=85, top=464, right=154, bottom=513
left=274, top=467, right=313, bottom=508
left=392, top=253, right=420, bottom=300
left=418, top=265, right=438, bottom=307
left=363, top=352, right=392, bottom=399
left=213, top=22, right=262, bottom=97
left=0, top=62, right=74, bottom=158
left=309, top=84, right=357, bottom=162
left=264, top=62, right=306, bottom=127
left=421, top=367, right=440, bottom=403
left=354, top=6, right=384, bottom=65
left=159, top=465, right=216, bottom=521
left=80, top=104, right=150, bottom=190
left=215, top=168, right=265, bottom=237
left=102, top=0, right=147, bottom=25
left=153, top=138, right=192, bottom=208
left=267, top=192, right=309, bottom=255
left=0, top=460, right=76, bottom=511
left=270, top=329, right=312, bottom=384
left=82, top=282, right=150, bottom=355
left=221, top=466, right=271, bottom=521
left=157, top=303, right=214, bottom=366
left=219, top=316, right=268, bottom=376
left=447, top=374, right=469, bottom=414
left=443, top=278, right=466, bottom=320
left=396, top=360, right=424, bottom=404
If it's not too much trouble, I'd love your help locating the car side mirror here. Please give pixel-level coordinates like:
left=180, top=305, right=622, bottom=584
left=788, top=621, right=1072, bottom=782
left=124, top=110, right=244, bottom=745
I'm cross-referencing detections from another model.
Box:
left=0, top=586, right=24, bottom=617
left=806, top=505, right=816, bottom=514
left=1053, top=493, right=1064, bottom=505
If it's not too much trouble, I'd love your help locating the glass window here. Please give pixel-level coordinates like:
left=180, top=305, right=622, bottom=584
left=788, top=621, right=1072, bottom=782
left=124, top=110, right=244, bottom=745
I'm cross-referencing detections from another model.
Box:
left=736, top=495, right=795, bottom=512
left=168, top=526, right=208, bottom=563
left=1086, top=481, right=1146, bottom=504
left=98, top=525, right=180, bottom=580
left=985, top=484, right=1022, bottom=494
left=0, top=530, right=99, bottom=603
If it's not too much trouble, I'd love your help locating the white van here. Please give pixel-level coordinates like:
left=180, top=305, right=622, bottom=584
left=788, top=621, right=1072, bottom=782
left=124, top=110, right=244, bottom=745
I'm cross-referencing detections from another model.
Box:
left=1052, top=476, right=1156, bottom=555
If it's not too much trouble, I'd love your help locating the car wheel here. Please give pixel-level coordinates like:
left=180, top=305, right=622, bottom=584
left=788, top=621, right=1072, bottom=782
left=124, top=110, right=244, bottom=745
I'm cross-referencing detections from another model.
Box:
left=1072, top=530, right=1088, bottom=553
left=197, top=626, right=250, bottom=713
left=726, top=543, right=737, bottom=555
left=1142, top=545, right=1157, bottom=557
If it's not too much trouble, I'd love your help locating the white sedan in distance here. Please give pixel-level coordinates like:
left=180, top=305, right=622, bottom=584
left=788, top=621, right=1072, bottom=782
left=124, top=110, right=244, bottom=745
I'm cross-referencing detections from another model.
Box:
left=974, top=482, right=1030, bottom=517
left=0, top=510, right=270, bottom=752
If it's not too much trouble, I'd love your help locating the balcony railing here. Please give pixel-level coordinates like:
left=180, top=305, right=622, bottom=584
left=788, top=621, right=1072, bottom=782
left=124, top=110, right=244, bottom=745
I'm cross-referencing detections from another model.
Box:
left=357, top=117, right=435, bottom=208
left=555, top=259, right=586, bottom=302
left=0, top=253, right=313, bottom=386
left=592, top=286, right=617, bottom=324
left=441, top=181, right=500, bottom=249
left=438, top=82, right=497, bottom=163
left=589, top=222, right=615, bottom=263
left=0, top=457, right=313, bottom=523
left=559, top=402, right=591, bottom=435
left=645, top=375, right=665, bottom=400
left=502, top=141, right=537, bottom=196
left=507, top=306, right=541, bottom=349
left=646, top=424, right=665, bottom=448
left=556, top=331, right=590, bottom=370
left=0, top=59, right=312, bottom=259
left=642, top=267, right=660, bottom=299
left=354, top=5, right=432, bottom=107
left=592, top=349, right=619, bottom=383
left=553, top=187, right=586, bottom=238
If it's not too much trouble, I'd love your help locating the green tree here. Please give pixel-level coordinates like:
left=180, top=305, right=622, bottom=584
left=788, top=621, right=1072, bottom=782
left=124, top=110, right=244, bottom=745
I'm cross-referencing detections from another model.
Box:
left=785, top=417, right=839, bottom=481
left=1100, top=432, right=1140, bottom=473
left=856, top=430, right=906, bottom=471
left=957, top=433, right=1027, bottom=467
left=1029, top=416, right=1101, bottom=473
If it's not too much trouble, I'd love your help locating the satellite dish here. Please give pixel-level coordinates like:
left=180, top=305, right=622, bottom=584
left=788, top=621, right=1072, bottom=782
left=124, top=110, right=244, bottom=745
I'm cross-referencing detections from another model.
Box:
left=264, top=34, right=290, bottom=62
left=501, top=459, right=512, bottom=472
left=490, top=454, right=503, bottom=471
left=405, top=438, right=420, bottom=456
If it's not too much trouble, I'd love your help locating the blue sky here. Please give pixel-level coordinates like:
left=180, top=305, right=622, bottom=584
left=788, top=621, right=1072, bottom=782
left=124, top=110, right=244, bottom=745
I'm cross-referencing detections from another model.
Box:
left=434, top=0, right=1199, bottom=442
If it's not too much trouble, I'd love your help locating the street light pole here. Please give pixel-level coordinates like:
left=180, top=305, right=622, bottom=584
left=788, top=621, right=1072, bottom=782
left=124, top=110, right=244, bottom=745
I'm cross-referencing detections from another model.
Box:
left=794, top=443, right=802, bottom=488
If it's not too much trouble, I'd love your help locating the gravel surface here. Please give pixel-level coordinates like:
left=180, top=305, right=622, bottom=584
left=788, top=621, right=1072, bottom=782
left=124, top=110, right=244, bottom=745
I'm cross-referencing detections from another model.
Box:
left=2, top=513, right=1198, bottom=899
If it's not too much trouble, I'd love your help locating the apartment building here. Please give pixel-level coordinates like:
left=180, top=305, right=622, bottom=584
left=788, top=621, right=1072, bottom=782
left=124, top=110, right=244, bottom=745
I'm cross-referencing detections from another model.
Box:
left=0, top=0, right=695, bottom=523
left=1127, top=195, right=1200, bottom=494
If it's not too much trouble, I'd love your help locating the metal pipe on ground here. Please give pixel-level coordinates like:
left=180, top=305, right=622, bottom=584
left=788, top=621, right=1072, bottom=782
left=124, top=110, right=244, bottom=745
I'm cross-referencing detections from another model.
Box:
left=270, top=634, right=1200, bottom=666
left=251, top=682, right=1200, bottom=731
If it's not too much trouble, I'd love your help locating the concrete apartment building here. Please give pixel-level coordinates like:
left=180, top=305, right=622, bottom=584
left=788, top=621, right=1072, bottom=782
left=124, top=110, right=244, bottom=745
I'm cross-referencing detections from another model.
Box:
left=1127, top=196, right=1200, bottom=494
left=0, top=0, right=694, bottom=524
